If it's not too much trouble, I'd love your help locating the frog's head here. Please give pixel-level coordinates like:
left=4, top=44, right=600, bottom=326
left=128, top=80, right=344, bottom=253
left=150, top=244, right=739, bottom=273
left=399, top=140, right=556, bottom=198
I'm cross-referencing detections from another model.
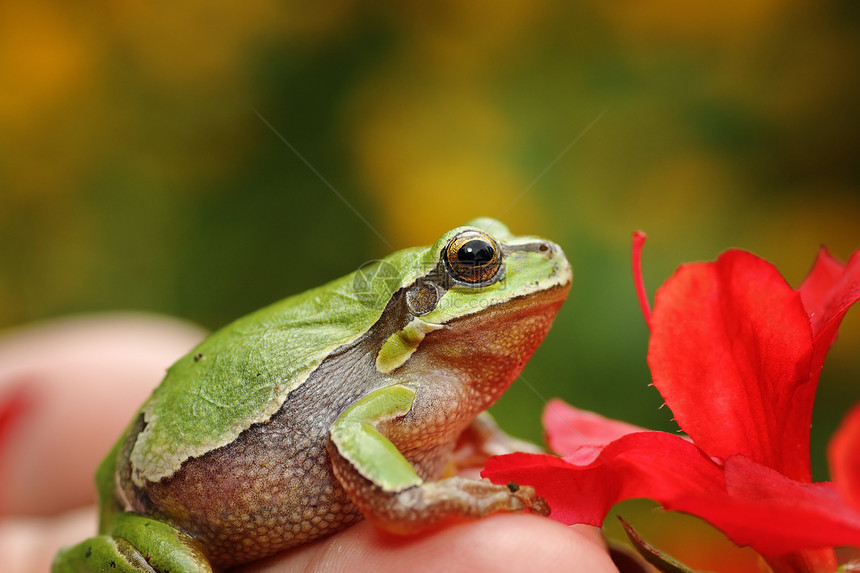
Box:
left=375, top=218, right=571, bottom=403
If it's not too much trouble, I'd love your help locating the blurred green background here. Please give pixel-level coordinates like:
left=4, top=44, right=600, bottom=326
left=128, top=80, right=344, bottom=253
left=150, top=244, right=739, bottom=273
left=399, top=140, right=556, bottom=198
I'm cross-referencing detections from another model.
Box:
left=2, top=1, right=858, bottom=569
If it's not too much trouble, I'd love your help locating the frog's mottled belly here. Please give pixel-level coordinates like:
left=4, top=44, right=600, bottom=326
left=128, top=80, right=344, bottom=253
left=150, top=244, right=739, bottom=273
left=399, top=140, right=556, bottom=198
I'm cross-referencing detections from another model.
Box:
left=140, top=383, right=358, bottom=567
left=120, top=340, right=450, bottom=568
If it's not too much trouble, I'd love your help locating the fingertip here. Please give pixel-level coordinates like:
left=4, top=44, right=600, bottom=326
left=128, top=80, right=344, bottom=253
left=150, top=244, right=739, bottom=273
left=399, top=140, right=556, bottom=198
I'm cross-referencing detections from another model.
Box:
left=246, top=515, right=615, bottom=572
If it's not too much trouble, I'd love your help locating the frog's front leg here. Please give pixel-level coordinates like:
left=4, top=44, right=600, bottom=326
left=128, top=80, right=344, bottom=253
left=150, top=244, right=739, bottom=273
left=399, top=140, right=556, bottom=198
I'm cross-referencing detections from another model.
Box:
left=327, top=385, right=549, bottom=535
left=52, top=512, right=211, bottom=573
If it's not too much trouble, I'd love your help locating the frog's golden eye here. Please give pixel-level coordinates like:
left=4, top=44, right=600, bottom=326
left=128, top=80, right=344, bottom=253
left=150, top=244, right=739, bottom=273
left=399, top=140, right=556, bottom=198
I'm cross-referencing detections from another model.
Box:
left=443, top=230, right=503, bottom=286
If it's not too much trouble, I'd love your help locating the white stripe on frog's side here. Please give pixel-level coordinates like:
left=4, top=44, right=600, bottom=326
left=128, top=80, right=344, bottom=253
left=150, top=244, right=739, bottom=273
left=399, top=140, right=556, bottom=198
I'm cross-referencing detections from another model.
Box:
left=376, top=318, right=445, bottom=374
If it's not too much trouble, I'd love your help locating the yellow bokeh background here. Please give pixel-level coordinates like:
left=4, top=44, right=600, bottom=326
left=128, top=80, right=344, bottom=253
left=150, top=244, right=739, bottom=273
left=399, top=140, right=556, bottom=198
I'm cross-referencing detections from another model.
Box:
left=2, top=1, right=858, bottom=569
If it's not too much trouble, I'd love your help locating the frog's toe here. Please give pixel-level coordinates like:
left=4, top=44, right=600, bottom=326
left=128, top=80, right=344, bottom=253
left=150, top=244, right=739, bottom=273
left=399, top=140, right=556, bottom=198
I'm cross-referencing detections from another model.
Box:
left=505, top=482, right=550, bottom=516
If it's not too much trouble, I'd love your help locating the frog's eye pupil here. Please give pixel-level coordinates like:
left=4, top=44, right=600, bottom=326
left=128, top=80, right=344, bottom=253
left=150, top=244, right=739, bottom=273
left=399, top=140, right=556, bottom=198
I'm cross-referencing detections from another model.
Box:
left=444, top=230, right=503, bottom=286
left=457, top=240, right=494, bottom=267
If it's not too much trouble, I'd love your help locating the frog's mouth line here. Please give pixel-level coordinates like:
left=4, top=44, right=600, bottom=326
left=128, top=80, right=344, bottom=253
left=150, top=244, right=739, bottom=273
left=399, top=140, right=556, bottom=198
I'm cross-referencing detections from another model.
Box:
left=418, top=284, right=571, bottom=358
left=436, top=277, right=572, bottom=327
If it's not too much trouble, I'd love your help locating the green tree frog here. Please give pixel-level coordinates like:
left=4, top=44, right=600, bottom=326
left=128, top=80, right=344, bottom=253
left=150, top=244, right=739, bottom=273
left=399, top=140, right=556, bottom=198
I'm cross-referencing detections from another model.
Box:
left=53, top=218, right=572, bottom=572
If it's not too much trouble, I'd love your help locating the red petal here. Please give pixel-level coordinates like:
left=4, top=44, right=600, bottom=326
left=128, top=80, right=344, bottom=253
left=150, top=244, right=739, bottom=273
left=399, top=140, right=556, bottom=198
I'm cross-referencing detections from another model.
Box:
left=648, top=250, right=815, bottom=482
left=799, top=247, right=848, bottom=337
left=694, top=455, right=860, bottom=556
left=764, top=551, right=838, bottom=573
left=543, top=398, right=645, bottom=461
left=484, top=433, right=860, bottom=558
left=483, top=430, right=725, bottom=527
left=828, top=402, right=860, bottom=512
left=799, top=248, right=860, bottom=376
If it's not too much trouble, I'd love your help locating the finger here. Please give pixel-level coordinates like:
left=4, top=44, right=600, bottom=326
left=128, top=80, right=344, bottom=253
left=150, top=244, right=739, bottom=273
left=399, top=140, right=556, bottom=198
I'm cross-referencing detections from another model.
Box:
left=242, top=514, right=615, bottom=572
left=0, top=314, right=205, bottom=515
left=0, top=507, right=96, bottom=573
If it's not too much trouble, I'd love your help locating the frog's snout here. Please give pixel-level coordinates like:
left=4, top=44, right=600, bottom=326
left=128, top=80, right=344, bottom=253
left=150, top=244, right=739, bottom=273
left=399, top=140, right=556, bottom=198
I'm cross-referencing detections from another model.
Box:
left=543, top=241, right=572, bottom=285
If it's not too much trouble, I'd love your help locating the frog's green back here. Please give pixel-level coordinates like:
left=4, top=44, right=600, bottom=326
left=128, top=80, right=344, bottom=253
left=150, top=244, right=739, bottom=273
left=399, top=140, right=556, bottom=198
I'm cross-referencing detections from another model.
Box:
left=128, top=219, right=520, bottom=485
left=129, top=246, right=425, bottom=485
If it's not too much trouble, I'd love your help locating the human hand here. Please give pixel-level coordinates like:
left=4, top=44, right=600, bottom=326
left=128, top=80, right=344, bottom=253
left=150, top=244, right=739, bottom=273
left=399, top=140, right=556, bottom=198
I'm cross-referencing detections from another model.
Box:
left=0, top=314, right=617, bottom=572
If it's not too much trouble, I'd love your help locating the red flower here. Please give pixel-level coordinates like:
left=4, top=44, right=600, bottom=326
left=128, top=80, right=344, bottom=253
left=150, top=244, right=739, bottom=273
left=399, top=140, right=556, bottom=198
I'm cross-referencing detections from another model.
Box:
left=483, top=237, right=860, bottom=572
left=830, top=403, right=860, bottom=513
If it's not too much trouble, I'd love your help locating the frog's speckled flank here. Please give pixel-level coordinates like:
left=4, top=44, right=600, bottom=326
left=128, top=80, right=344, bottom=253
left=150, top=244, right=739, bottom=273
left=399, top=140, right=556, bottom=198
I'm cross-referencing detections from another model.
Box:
left=53, top=219, right=572, bottom=572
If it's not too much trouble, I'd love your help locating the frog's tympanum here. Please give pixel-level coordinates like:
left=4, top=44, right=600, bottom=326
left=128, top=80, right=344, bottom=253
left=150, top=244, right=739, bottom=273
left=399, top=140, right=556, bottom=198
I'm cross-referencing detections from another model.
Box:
left=53, top=218, right=572, bottom=572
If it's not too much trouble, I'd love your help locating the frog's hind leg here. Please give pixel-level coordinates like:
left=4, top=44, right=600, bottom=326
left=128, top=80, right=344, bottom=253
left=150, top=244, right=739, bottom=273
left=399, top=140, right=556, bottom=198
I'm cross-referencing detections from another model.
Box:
left=53, top=535, right=157, bottom=573
left=449, top=412, right=545, bottom=473
left=327, top=386, right=548, bottom=536
left=52, top=513, right=212, bottom=573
